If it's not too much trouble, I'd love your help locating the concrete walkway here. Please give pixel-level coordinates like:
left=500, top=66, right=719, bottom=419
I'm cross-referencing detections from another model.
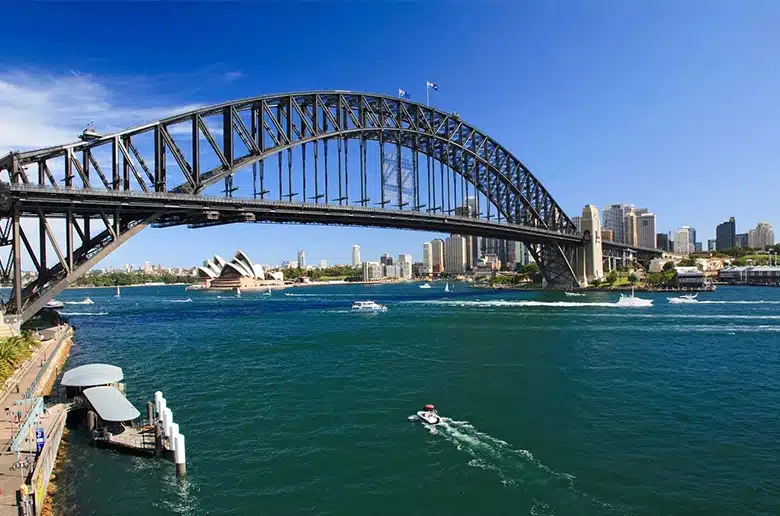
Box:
left=0, top=328, right=70, bottom=514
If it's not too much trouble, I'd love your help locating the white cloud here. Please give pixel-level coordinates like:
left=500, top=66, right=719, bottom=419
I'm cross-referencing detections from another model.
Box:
left=0, top=71, right=203, bottom=156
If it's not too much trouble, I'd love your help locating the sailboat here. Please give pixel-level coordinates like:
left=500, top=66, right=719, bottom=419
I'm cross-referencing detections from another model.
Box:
left=444, top=283, right=450, bottom=293
left=115, top=286, right=121, bottom=299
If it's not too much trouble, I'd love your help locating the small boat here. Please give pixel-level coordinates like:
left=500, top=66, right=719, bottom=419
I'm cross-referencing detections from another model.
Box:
left=668, top=293, right=698, bottom=304
left=616, top=287, right=653, bottom=307
left=419, top=283, right=432, bottom=289
left=262, top=287, right=272, bottom=296
left=414, top=404, right=441, bottom=425
left=185, top=284, right=206, bottom=291
left=44, top=299, right=64, bottom=309
left=351, top=300, right=387, bottom=313
left=565, top=291, right=585, bottom=297
left=235, top=287, right=242, bottom=298
left=115, top=286, right=121, bottom=299
left=444, top=283, right=450, bottom=293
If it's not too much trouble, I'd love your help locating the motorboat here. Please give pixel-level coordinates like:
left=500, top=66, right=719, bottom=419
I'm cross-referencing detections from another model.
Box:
left=115, top=286, right=121, bottom=299
left=235, top=287, right=242, bottom=298
left=616, top=287, right=653, bottom=307
left=44, top=299, right=64, bottom=309
left=262, top=287, right=272, bottom=296
left=185, top=284, right=206, bottom=291
left=351, top=300, right=388, bottom=313
left=565, top=291, right=585, bottom=297
left=414, top=404, right=441, bottom=425
left=668, top=293, right=698, bottom=304
left=444, top=283, right=450, bottom=293
left=419, top=283, right=432, bottom=289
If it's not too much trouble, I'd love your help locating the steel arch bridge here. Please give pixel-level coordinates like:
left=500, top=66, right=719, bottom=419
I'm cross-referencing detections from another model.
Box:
left=0, top=90, right=596, bottom=321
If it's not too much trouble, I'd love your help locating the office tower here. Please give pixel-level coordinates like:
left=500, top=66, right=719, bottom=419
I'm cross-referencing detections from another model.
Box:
left=571, top=216, right=582, bottom=233
left=656, top=233, right=669, bottom=251
left=636, top=213, right=656, bottom=248
left=297, top=249, right=306, bottom=268
left=735, top=233, right=748, bottom=248
left=623, top=211, right=638, bottom=246
left=380, top=253, right=393, bottom=266
left=674, top=227, right=693, bottom=255
left=695, top=242, right=703, bottom=252
left=715, top=217, right=736, bottom=251
left=431, top=239, right=445, bottom=273
left=362, top=261, right=382, bottom=281
left=444, top=235, right=467, bottom=274
left=602, top=204, right=632, bottom=244
left=707, top=239, right=716, bottom=251
left=422, top=242, right=433, bottom=274
left=352, top=245, right=361, bottom=266
left=749, top=222, right=775, bottom=249
left=398, top=254, right=412, bottom=264
left=689, top=228, right=697, bottom=248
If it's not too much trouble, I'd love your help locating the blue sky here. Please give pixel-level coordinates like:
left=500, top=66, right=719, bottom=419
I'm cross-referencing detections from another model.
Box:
left=2, top=1, right=779, bottom=267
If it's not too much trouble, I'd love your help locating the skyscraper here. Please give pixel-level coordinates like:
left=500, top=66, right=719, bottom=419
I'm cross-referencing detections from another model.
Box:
left=398, top=254, right=412, bottom=264
left=689, top=228, right=697, bottom=248
left=297, top=249, right=306, bottom=268
left=444, top=235, right=467, bottom=274
left=422, top=242, right=433, bottom=274
left=571, top=216, right=583, bottom=233
left=352, top=245, right=361, bottom=266
left=707, top=239, right=716, bottom=251
left=602, top=204, right=632, bottom=243
left=431, top=239, right=445, bottom=274
left=674, top=227, right=692, bottom=255
left=623, top=210, right=638, bottom=246
left=656, top=233, right=669, bottom=251
left=716, top=217, right=736, bottom=251
left=735, top=233, right=748, bottom=248
left=380, top=253, right=393, bottom=266
left=636, top=213, right=656, bottom=248
left=748, top=222, right=774, bottom=249
left=457, top=198, right=480, bottom=267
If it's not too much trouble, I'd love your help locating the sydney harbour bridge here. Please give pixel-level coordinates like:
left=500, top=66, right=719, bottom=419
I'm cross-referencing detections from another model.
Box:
left=0, top=91, right=660, bottom=322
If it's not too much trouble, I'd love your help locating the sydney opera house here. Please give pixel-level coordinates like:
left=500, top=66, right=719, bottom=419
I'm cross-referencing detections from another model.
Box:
left=196, top=250, right=284, bottom=290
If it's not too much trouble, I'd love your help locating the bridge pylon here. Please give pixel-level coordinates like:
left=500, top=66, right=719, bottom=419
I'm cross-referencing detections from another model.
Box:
left=573, top=205, right=604, bottom=286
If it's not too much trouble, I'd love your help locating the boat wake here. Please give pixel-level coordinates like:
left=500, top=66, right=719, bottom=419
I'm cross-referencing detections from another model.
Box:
left=695, top=300, right=780, bottom=305
left=64, top=298, right=94, bottom=305
left=405, top=299, right=624, bottom=308
left=422, top=417, right=623, bottom=514
left=59, top=311, right=108, bottom=316
left=167, top=298, right=193, bottom=303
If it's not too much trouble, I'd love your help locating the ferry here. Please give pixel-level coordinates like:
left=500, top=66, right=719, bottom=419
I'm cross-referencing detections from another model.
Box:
left=616, top=287, right=653, bottom=307
left=565, top=291, right=585, bottom=297
left=351, top=300, right=387, bottom=313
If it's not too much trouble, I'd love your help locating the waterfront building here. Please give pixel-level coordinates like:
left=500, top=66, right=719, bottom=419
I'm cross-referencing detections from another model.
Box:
left=444, top=235, right=467, bottom=274
left=198, top=250, right=283, bottom=290
left=674, top=227, right=693, bottom=255
left=380, top=253, right=394, bottom=266
left=352, top=245, right=361, bottom=266
left=383, top=264, right=399, bottom=278
left=431, top=239, right=445, bottom=274
left=748, top=222, right=774, bottom=249
left=656, top=233, right=669, bottom=251
left=362, top=261, right=382, bottom=281
left=297, top=250, right=306, bottom=269
left=398, top=261, right=412, bottom=280
left=707, top=239, right=716, bottom=252
left=675, top=266, right=705, bottom=289
left=735, top=233, right=748, bottom=248
left=411, top=262, right=424, bottom=277
left=719, top=265, right=780, bottom=284
left=398, top=254, right=412, bottom=264
left=637, top=213, right=656, bottom=248
left=422, top=242, right=433, bottom=274
left=716, top=217, right=736, bottom=251
left=602, top=204, right=632, bottom=243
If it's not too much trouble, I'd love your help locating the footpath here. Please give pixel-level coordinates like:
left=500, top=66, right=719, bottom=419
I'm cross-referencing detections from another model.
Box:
left=0, top=326, right=72, bottom=515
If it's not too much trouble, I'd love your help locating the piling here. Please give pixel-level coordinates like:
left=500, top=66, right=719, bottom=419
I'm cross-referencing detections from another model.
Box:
left=158, top=398, right=167, bottom=421
left=170, top=423, right=180, bottom=452
left=147, top=402, right=154, bottom=427
left=154, top=391, right=162, bottom=416
left=154, top=421, right=162, bottom=458
left=174, top=434, right=186, bottom=477
left=163, top=408, right=173, bottom=439
left=86, top=410, right=97, bottom=432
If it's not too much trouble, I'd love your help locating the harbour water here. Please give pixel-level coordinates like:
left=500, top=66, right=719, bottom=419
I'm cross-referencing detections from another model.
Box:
left=50, top=284, right=779, bottom=515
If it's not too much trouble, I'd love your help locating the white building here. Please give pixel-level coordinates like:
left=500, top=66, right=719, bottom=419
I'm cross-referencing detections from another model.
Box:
left=637, top=213, right=657, bottom=248
left=674, top=226, right=693, bottom=255
left=748, top=222, right=774, bottom=249
left=602, top=204, right=632, bottom=244
left=515, top=242, right=533, bottom=267
left=431, top=239, right=445, bottom=273
left=422, top=242, right=433, bottom=274
left=297, top=250, right=306, bottom=269
left=398, top=261, right=412, bottom=280
left=362, top=261, right=382, bottom=281
left=383, top=264, right=399, bottom=278
left=444, top=235, right=467, bottom=274
left=398, top=254, right=412, bottom=264
left=320, top=260, right=328, bottom=268
left=352, top=245, right=361, bottom=266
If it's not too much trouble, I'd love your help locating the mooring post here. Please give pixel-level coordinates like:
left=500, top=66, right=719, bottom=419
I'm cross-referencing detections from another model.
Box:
left=174, top=434, right=186, bottom=477
left=154, top=421, right=162, bottom=458
left=163, top=408, right=173, bottom=439
left=146, top=402, right=154, bottom=427
left=170, top=423, right=180, bottom=453
left=158, top=398, right=167, bottom=421
left=153, top=391, right=162, bottom=418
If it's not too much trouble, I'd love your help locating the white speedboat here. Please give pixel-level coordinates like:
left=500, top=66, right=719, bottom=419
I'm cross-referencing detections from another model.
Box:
left=565, top=291, right=585, bottom=297
left=444, top=283, right=450, bottom=293
left=115, top=286, right=121, bottom=299
left=184, top=284, right=206, bottom=291
left=668, top=293, right=698, bottom=304
left=616, top=287, right=653, bottom=307
left=262, top=287, right=272, bottom=296
left=351, top=300, right=387, bottom=313
left=44, top=299, right=64, bottom=309
left=419, top=283, right=432, bottom=289
left=414, top=404, right=441, bottom=425
left=235, top=287, right=242, bottom=298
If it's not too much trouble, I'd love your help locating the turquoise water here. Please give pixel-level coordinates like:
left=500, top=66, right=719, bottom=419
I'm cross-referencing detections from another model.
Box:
left=50, top=284, right=779, bottom=515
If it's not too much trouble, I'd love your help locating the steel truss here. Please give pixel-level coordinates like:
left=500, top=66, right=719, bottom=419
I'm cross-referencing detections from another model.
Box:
left=0, top=91, right=618, bottom=320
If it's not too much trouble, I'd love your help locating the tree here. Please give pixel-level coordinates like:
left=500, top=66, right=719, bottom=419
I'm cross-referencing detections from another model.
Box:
left=605, top=270, right=618, bottom=284
left=677, top=257, right=697, bottom=267
left=629, top=273, right=638, bottom=284
left=662, top=261, right=675, bottom=272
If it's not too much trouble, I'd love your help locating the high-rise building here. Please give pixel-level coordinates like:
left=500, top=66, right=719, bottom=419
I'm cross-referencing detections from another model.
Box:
left=571, top=216, right=583, bottom=233
left=398, top=254, right=412, bottom=264
left=695, top=242, right=703, bottom=252
left=352, top=245, right=361, bottom=266
left=656, top=233, right=669, bottom=251
left=459, top=198, right=481, bottom=267
left=431, top=239, right=445, bottom=274
left=735, top=233, right=748, bottom=248
left=398, top=261, right=412, bottom=280
left=707, top=239, right=716, bottom=251
left=362, top=261, right=382, bottom=281
left=297, top=249, right=306, bottom=268
left=674, top=227, right=693, bottom=255
left=636, top=213, right=656, bottom=248
left=422, top=242, right=433, bottom=274
left=623, top=211, right=638, bottom=246
left=444, top=235, right=467, bottom=274
left=602, top=228, right=615, bottom=241
left=633, top=208, right=649, bottom=216
left=380, top=253, right=394, bottom=266
left=320, top=259, right=328, bottom=268
left=748, top=222, right=775, bottom=249
left=716, top=217, right=736, bottom=251
left=515, top=242, right=532, bottom=267
left=602, top=204, right=632, bottom=244
left=689, top=228, right=697, bottom=248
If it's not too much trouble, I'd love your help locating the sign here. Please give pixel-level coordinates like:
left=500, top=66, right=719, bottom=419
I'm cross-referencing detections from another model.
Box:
left=35, top=427, right=45, bottom=453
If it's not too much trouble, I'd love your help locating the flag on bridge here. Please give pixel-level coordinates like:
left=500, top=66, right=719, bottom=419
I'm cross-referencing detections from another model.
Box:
left=426, top=81, right=439, bottom=91
left=398, top=89, right=410, bottom=99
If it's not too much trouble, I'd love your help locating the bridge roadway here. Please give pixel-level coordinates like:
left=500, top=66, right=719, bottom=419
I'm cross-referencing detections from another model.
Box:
left=2, top=183, right=585, bottom=246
